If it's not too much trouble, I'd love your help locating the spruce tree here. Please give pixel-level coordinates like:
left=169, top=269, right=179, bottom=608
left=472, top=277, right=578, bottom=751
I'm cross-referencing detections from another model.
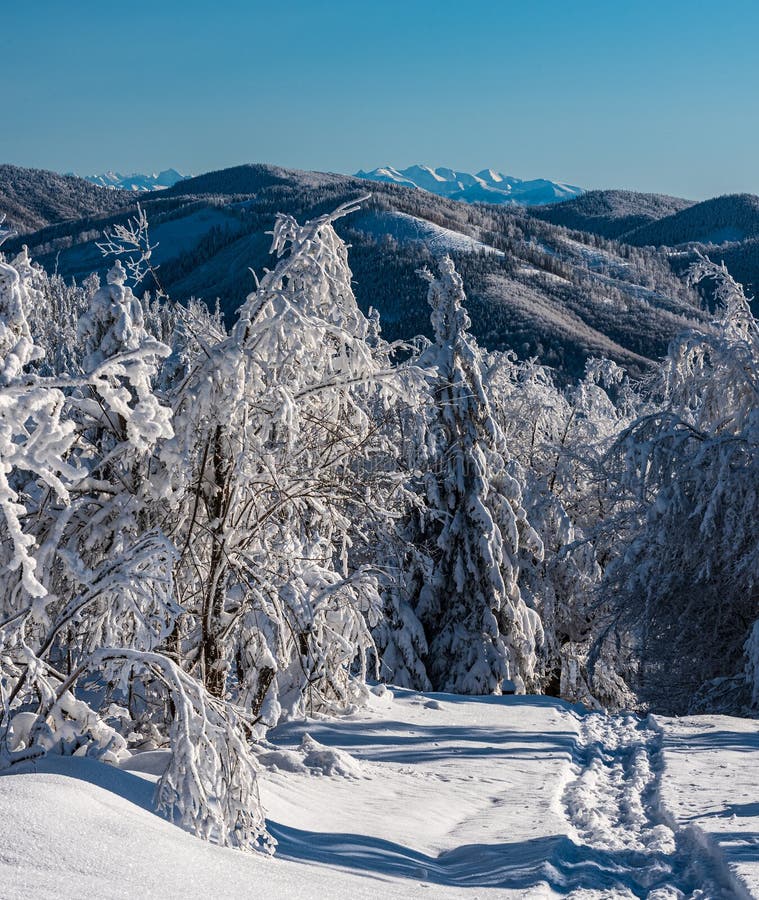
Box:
left=410, top=257, right=543, bottom=694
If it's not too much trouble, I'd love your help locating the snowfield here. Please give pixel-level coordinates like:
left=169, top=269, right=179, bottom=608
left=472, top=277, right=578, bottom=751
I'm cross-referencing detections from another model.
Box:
left=657, top=714, right=759, bottom=898
left=375, top=211, right=505, bottom=256
left=1, top=690, right=758, bottom=899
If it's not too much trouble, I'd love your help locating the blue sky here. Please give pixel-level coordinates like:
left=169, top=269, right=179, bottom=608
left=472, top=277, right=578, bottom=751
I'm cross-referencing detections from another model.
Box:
left=2, top=0, right=757, bottom=198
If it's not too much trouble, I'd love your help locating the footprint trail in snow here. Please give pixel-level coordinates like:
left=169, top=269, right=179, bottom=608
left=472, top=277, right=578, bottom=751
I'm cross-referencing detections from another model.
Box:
left=560, top=712, right=740, bottom=898
left=264, top=694, right=750, bottom=898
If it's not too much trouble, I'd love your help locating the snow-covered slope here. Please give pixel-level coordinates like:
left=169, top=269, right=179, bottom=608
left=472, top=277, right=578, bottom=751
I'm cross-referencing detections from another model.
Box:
left=82, top=169, right=189, bottom=191
left=1, top=689, right=756, bottom=899
left=361, top=210, right=505, bottom=256
left=356, top=164, right=583, bottom=206
left=657, top=713, right=759, bottom=898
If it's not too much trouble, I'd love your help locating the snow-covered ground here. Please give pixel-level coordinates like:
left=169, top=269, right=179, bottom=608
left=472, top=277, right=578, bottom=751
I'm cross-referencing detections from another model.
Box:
left=374, top=211, right=505, bottom=256
left=1, top=690, right=757, bottom=898
left=657, top=714, right=759, bottom=898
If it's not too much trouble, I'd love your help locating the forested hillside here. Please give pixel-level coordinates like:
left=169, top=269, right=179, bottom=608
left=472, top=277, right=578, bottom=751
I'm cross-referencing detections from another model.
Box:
left=532, top=190, right=759, bottom=302
left=530, top=188, right=695, bottom=239
left=0, top=164, right=132, bottom=232
left=623, top=193, right=759, bottom=246
left=619, top=194, right=759, bottom=300
left=4, top=163, right=706, bottom=379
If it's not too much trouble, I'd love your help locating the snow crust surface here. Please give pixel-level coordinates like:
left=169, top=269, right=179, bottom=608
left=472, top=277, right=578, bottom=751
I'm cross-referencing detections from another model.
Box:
left=657, top=713, right=759, bottom=898
left=2, top=691, right=758, bottom=898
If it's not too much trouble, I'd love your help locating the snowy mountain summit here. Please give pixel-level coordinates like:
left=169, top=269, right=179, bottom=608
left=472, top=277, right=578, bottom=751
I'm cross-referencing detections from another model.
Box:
left=355, top=164, right=583, bottom=206
left=82, top=168, right=189, bottom=191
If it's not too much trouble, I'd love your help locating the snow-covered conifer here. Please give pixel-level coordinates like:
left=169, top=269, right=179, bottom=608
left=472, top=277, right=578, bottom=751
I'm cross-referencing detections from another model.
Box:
left=408, top=257, right=543, bottom=694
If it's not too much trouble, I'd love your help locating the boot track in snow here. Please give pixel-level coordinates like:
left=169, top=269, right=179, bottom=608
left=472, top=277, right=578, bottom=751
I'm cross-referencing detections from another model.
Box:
left=266, top=699, right=750, bottom=898
left=559, top=712, right=745, bottom=899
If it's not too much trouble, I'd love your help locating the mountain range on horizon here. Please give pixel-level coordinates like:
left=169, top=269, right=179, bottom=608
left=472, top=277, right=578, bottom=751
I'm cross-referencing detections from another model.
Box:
left=3, top=159, right=759, bottom=382
left=0, top=160, right=713, bottom=381
left=76, top=169, right=190, bottom=192
left=355, top=164, right=584, bottom=206
left=73, top=163, right=580, bottom=205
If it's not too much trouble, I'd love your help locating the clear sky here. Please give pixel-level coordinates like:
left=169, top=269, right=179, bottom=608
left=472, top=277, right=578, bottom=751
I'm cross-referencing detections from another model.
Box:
left=2, top=0, right=757, bottom=199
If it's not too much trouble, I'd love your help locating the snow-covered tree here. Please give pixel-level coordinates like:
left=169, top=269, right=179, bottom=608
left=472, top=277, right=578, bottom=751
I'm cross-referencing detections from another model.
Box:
left=403, top=257, right=543, bottom=694
left=601, top=258, right=759, bottom=712
left=370, top=390, right=433, bottom=691
left=0, top=236, right=270, bottom=852
left=163, top=199, right=403, bottom=723
left=0, top=235, right=75, bottom=609
left=489, top=353, right=639, bottom=704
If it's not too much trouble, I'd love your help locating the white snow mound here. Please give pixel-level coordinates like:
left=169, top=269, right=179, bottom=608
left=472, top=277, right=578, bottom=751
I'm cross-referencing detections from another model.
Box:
left=300, top=732, right=365, bottom=778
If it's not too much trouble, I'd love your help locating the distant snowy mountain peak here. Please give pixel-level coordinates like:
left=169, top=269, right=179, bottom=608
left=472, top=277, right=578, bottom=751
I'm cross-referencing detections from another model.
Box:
left=355, top=164, right=583, bottom=206
left=477, top=168, right=506, bottom=184
left=82, top=168, right=190, bottom=192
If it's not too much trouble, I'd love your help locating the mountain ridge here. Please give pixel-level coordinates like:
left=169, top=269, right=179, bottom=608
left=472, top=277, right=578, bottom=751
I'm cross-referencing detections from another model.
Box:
left=621, top=193, right=759, bottom=246
left=0, top=164, right=133, bottom=232
left=80, top=168, right=190, bottom=192
left=355, top=164, right=583, bottom=206
left=530, top=189, right=695, bottom=239
left=1, top=162, right=707, bottom=381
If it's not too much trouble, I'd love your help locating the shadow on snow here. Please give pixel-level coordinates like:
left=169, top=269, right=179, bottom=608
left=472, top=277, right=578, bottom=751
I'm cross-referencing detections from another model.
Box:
left=268, top=822, right=683, bottom=897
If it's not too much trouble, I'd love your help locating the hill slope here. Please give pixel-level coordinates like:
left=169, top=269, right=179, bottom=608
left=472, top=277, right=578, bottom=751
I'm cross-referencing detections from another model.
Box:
left=622, top=193, right=759, bottom=246
left=614, top=193, right=759, bottom=299
left=1, top=691, right=756, bottom=898
left=0, top=164, right=133, bottom=232
left=531, top=189, right=694, bottom=240
left=2, top=163, right=706, bottom=379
